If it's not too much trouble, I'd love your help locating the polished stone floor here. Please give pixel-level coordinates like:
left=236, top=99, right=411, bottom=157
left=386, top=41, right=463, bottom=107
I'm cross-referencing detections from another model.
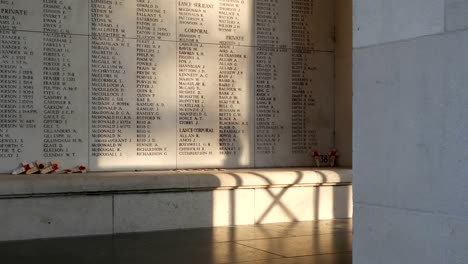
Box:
left=0, top=219, right=352, bottom=264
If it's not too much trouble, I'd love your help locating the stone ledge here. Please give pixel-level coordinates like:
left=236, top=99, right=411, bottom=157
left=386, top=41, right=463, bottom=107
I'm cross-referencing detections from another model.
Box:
left=0, top=168, right=352, bottom=198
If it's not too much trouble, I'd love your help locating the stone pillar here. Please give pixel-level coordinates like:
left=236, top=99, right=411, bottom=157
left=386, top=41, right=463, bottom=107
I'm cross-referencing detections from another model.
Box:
left=354, top=0, right=468, bottom=263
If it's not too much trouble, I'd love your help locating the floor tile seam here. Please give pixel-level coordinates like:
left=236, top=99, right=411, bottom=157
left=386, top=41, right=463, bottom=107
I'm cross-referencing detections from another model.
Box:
left=260, top=221, right=350, bottom=228
left=212, top=235, right=294, bottom=244
left=248, top=229, right=353, bottom=236
left=0, top=232, right=352, bottom=246
left=233, top=241, right=287, bottom=258
left=219, top=251, right=353, bottom=264
left=218, top=256, right=282, bottom=264
left=223, top=234, right=351, bottom=244
left=282, top=250, right=353, bottom=258
left=259, top=229, right=287, bottom=237
left=227, top=231, right=353, bottom=243
left=216, top=255, right=283, bottom=264
left=34, top=231, right=352, bottom=246
left=274, top=220, right=352, bottom=226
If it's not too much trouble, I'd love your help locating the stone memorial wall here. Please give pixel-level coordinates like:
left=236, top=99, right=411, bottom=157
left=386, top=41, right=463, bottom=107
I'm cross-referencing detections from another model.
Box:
left=0, top=0, right=334, bottom=172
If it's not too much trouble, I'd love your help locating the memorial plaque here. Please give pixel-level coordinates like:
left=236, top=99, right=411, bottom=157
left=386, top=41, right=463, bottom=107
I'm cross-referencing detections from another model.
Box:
left=254, top=48, right=334, bottom=167
left=0, top=0, right=335, bottom=173
left=135, top=0, right=176, bottom=41
left=177, top=0, right=254, bottom=46
left=289, top=50, right=334, bottom=165
left=291, top=0, right=335, bottom=51
left=41, top=33, right=88, bottom=166
left=89, top=36, right=177, bottom=171
left=0, top=0, right=88, bottom=34
left=89, top=0, right=176, bottom=41
left=177, top=43, right=254, bottom=168
left=0, top=1, right=88, bottom=172
left=254, top=46, right=292, bottom=167
left=255, top=0, right=291, bottom=48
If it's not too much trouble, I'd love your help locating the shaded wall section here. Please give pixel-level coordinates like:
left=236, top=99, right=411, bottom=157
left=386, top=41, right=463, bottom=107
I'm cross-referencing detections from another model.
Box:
left=334, top=0, right=352, bottom=167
